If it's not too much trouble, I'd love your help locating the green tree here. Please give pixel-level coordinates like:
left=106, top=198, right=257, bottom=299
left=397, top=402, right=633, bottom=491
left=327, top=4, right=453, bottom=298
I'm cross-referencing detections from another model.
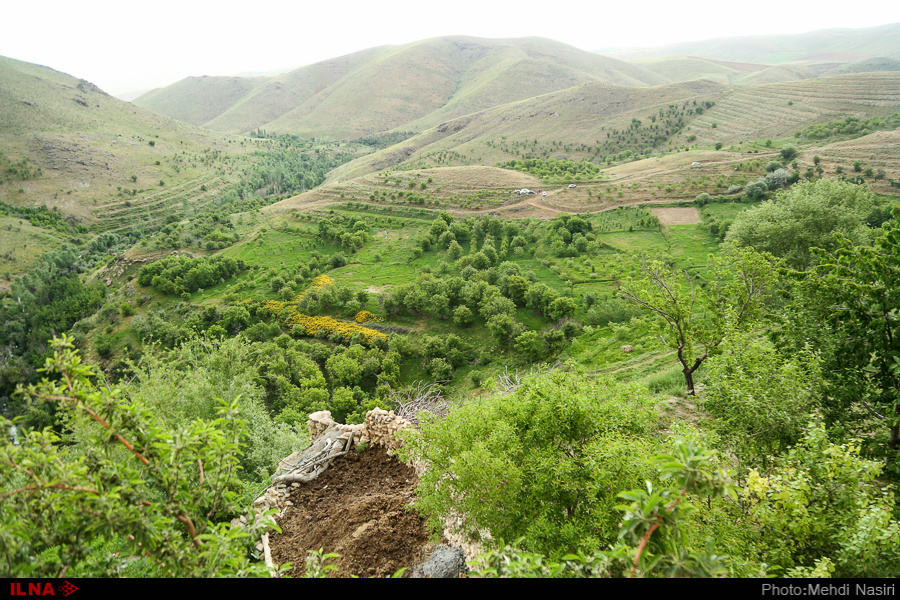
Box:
left=780, top=144, right=798, bottom=162
left=791, top=210, right=900, bottom=470
left=619, top=249, right=779, bottom=395
left=0, top=336, right=279, bottom=577
left=745, top=418, right=900, bottom=577
left=725, top=178, right=873, bottom=270
left=701, top=331, right=823, bottom=467
left=445, top=305, right=469, bottom=329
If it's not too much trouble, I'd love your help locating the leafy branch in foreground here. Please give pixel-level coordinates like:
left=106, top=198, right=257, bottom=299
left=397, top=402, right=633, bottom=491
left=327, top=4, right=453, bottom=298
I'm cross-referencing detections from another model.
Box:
left=0, top=335, right=279, bottom=577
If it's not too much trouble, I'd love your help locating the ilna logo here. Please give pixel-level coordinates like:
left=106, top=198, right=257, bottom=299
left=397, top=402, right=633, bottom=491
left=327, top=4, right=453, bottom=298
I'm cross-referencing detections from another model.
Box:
left=9, top=582, right=78, bottom=597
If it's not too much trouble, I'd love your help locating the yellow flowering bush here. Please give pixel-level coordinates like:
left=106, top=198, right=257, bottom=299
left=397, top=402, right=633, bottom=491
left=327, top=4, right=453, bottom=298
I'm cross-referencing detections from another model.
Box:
left=284, top=312, right=386, bottom=345
left=259, top=300, right=285, bottom=317
left=354, top=310, right=383, bottom=324
left=297, top=274, right=335, bottom=302
left=254, top=274, right=385, bottom=345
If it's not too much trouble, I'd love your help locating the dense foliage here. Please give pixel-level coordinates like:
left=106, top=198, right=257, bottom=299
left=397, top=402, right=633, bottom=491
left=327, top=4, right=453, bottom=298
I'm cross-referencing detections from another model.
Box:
left=724, top=179, right=874, bottom=270
left=137, top=255, right=248, bottom=295
left=1, top=337, right=279, bottom=577
left=397, top=369, right=666, bottom=557
left=798, top=111, right=900, bottom=140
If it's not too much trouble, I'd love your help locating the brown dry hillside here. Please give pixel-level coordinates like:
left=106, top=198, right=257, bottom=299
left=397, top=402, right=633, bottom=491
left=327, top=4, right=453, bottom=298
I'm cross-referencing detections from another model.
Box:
left=326, top=79, right=727, bottom=182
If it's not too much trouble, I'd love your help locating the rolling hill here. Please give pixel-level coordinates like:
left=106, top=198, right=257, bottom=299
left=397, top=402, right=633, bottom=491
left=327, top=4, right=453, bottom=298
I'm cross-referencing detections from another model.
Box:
left=0, top=54, right=263, bottom=285
left=0, top=54, right=252, bottom=219
left=320, top=71, right=900, bottom=183
left=134, top=36, right=667, bottom=139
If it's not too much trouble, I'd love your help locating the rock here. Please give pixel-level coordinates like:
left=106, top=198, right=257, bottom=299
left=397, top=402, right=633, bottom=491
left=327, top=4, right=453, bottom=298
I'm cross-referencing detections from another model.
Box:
left=621, top=345, right=633, bottom=353
left=351, top=520, right=376, bottom=539
left=411, top=545, right=468, bottom=578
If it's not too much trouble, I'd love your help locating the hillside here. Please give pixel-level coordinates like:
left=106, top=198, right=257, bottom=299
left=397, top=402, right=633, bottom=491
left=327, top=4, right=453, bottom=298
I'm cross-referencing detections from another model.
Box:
left=0, top=54, right=251, bottom=222
left=628, top=56, right=769, bottom=85
left=326, top=79, right=727, bottom=182
left=135, top=36, right=666, bottom=139
left=0, top=55, right=371, bottom=288
left=321, top=71, right=900, bottom=182
left=684, top=72, right=900, bottom=147
left=129, top=75, right=269, bottom=127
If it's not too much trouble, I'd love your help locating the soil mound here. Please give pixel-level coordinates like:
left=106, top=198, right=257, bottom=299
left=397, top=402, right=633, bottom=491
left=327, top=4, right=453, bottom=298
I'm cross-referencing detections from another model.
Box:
left=268, top=445, right=431, bottom=578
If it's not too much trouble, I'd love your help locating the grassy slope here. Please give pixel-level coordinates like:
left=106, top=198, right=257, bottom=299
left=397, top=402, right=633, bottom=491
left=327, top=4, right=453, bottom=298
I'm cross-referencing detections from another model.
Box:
left=133, top=75, right=269, bottom=127
left=0, top=55, right=254, bottom=221
left=326, top=78, right=728, bottom=182
left=0, top=54, right=273, bottom=282
left=144, top=36, right=666, bottom=139
left=628, top=56, right=769, bottom=85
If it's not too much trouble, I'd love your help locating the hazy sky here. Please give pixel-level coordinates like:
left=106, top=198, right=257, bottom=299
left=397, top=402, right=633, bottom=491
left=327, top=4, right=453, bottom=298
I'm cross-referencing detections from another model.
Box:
left=2, top=0, right=897, bottom=97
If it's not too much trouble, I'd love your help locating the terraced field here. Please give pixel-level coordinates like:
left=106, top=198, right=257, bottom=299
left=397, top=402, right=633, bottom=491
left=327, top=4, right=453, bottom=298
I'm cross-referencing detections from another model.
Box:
left=91, top=175, right=230, bottom=232
left=268, top=166, right=545, bottom=215
left=686, top=73, right=900, bottom=145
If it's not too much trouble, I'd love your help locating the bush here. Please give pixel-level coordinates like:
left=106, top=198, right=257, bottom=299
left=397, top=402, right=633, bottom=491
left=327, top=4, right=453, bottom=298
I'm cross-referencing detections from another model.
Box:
left=701, top=333, right=822, bottom=467
left=585, top=298, right=641, bottom=326
left=742, top=181, right=768, bottom=201
left=397, top=370, right=665, bottom=557
left=779, top=145, right=798, bottom=162
left=328, top=253, right=347, bottom=269
left=765, top=168, right=791, bottom=189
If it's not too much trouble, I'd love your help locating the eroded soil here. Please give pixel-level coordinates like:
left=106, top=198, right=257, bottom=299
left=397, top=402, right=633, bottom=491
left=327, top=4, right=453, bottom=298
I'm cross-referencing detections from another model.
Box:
left=268, top=445, right=431, bottom=578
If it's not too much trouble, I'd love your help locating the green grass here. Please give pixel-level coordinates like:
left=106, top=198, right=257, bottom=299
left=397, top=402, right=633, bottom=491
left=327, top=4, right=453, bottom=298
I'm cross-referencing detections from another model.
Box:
left=666, top=224, right=720, bottom=264
left=0, top=217, right=67, bottom=290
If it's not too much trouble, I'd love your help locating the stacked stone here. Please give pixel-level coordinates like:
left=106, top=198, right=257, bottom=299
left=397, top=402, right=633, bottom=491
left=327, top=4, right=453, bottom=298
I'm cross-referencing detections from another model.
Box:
left=307, top=410, right=369, bottom=445
left=363, top=407, right=413, bottom=451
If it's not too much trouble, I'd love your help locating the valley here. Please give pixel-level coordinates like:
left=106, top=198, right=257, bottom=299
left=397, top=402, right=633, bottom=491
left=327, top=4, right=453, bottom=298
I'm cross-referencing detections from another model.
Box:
left=2, top=23, right=900, bottom=578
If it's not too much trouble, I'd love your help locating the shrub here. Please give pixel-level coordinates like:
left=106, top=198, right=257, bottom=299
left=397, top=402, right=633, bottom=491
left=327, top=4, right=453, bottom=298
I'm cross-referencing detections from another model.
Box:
left=328, top=253, right=347, bottom=269
left=780, top=145, right=798, bottom=162
left=397, top=370, right=665, bottom=557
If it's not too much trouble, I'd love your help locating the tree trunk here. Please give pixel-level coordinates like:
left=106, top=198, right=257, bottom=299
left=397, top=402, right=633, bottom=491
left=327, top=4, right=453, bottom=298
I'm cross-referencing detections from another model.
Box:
left=677, top=346, right=705, bottom=396
left=682, top=366, right=695, bottom=396
left=889, top=407, right=899, bottom=470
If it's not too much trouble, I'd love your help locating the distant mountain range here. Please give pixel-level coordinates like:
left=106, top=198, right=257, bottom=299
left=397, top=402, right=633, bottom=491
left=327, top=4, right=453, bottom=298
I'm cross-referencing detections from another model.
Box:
left=604, top=22, right=900, bottom=64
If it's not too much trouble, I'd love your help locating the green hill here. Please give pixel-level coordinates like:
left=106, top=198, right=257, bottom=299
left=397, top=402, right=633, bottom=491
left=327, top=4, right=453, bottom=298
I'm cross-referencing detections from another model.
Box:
left=129, top=75, right=269, bottom=127
left=0, top=54, right=253, bottom=220
left=628, top=56, right=769, bottom=85
left=135, top=36, right=666, bottom=139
